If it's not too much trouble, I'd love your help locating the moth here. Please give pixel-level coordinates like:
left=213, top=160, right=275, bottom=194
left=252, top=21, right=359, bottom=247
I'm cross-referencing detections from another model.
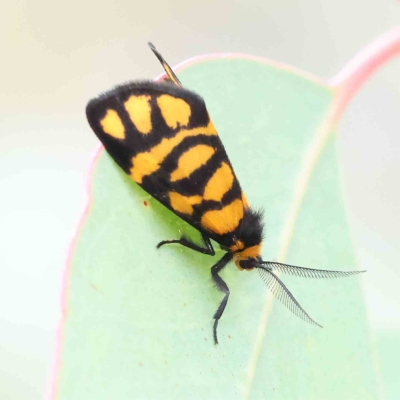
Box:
left=86, top=43, right=364, bottom=344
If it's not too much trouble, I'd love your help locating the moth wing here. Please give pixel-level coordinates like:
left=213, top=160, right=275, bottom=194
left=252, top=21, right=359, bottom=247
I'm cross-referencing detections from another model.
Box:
left=86, top=81, right=247, bottom=239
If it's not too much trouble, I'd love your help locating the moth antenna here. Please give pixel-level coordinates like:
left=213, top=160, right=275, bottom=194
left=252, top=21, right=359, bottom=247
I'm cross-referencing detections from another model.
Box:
left=261, top=261, right=366, bottom=279
left=257, top=266, right=322, bottom=327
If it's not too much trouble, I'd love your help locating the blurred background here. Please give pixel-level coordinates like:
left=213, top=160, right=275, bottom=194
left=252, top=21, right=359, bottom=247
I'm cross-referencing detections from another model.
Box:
left=0, top=1, right=398, bottom=399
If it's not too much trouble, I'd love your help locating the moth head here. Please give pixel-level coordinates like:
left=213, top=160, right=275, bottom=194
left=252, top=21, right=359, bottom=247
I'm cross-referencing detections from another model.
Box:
left=233, top=249, right=262, bottom=271
left=230, top=207, right=264, bottom=270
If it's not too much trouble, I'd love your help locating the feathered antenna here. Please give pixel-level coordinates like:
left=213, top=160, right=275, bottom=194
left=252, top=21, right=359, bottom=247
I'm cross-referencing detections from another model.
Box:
left=261, top=261, right=366, bottom=279
left=256, top=262, right=365, bottom=327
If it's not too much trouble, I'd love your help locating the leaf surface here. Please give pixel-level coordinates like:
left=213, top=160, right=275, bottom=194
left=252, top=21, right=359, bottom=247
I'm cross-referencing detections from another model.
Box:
left=54, top=56, right=379, bottom=399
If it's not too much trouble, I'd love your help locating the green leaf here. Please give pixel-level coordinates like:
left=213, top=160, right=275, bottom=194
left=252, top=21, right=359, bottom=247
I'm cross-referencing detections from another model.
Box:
left=54, top=57, right=379, bottom=399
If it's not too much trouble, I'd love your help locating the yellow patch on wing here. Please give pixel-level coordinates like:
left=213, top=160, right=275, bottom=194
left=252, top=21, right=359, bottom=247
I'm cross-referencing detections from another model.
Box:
left=203, top=162, right=234, bottom=202
left=201, top=199, right=244, bottom=235
left=169, top=192, right=202, bottom=215
left=124, top=95, right=152, bottom=134
left=157, top=95, right=191, bottom=129
left=170, top=144, right=215, bottom=182
left=100, top=109, right=125, bottom=139
left=130, top=121, right=217, bottom=183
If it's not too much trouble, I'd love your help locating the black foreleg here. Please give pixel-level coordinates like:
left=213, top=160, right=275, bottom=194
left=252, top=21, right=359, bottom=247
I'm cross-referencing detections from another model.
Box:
left=157, top=232, right=215, bottom=256
left=211, top=253, right=233, bottom=344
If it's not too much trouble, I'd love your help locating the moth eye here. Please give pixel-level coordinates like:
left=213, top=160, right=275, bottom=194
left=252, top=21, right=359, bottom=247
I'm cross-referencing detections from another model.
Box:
left=239, top=259, right=256, bottom=270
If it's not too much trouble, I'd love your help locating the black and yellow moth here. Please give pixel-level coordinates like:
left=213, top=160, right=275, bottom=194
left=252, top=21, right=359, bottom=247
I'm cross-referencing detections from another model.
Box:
left=86, top=43, right=364, bottom=344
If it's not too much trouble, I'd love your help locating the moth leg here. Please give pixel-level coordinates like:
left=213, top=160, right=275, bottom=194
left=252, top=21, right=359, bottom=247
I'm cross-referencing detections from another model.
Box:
left=148, top=42, right=183, bottom=87
left=157, top=233, right=215, bottom=256
left=211, top=253, right=233, bottom=345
